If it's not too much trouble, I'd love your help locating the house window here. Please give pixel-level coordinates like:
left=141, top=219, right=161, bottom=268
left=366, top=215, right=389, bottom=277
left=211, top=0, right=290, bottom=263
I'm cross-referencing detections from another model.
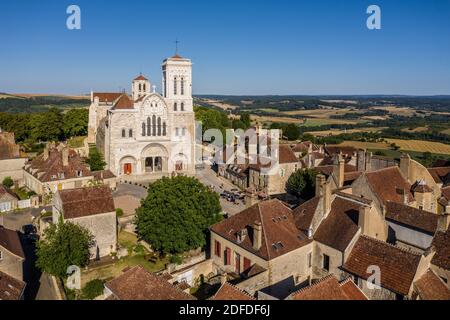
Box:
left=307, top=252, right=312, bottom=268
left=235, top=253, right=241, bottom=274
left=0, top=250, right=3, bottom=261
left=181, top=77, right=185, bottom=95
left=224, top=247, right=231, bottom=265
left=77, top=170, right=83, bottom=177
left=129, top=129, right=133, bottom=138
left=323, top=254, right=330, bottom=271
left=214, top=241, right=221, bottom=258
left=121, top=129, right=126, bottom=138
left=243, top=257, right=251, bottom=271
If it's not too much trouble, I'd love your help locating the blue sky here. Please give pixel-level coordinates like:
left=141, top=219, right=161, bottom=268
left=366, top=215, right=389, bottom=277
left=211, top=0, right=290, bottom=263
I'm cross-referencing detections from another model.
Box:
left=0, top=0, right=449, bottom=95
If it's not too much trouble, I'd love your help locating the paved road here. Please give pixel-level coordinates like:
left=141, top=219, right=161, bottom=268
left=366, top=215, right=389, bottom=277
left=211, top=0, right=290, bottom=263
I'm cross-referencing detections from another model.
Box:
left=196, top=165, right=246, bottom=216
left=1, top=206, right=59, bottom=300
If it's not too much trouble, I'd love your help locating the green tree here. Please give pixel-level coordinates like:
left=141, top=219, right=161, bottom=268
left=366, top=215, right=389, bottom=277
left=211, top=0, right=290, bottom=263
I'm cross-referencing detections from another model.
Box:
left=63, top=109, right=89, bottom=138
left=30, top=108, right=63, bottom=142
left=286, top=168, right=318, bottom=200
left=283, top=123, right=300, bottom=141
left=36, top=220, right=94, bottom=278
left=86, top=148, right=106, bottom=171
left=2, top=176, right=14, bottom=188
left=239, top=112, right=251, bottom=129
left=136, top=176, right=222, bottom=255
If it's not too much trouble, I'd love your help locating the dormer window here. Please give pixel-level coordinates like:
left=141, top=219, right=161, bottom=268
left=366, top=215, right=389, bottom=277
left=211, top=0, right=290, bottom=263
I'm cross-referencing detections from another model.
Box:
left=77, top=170, right=83, bottom=177
left=51, top=175, right=57, bottom=180
left=0, top=250, right=3, bottom=261
left=58, top=172, right=65, bottom=179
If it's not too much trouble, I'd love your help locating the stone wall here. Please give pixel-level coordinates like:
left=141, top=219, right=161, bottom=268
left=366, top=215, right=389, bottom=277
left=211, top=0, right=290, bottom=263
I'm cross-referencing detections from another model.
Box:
left=0, top=158, right=26, bottom=183
left=0, top=246, right=23, bottom=281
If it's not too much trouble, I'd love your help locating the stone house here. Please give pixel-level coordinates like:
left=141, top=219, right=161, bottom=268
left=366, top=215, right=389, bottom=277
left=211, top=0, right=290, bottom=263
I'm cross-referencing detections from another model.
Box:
left=23, top=143, right=94, bottom=196
left=0, top=185, right=19, bottom=213
left=286, top=274, right=367, bottom=300
left=103, top=265, right=195, bottom=300
left=438, top=186, right=450, bottom=214
left=52, top=186, right=117, bottom=259
left=342, top=235, right=437, bottom=300
left=429, top=228, right=450, bottom=288
left=0, top=225, right=26, bottom=300
left=0, top=130, right=27, bottom=184
left=210, top=199, right=314, bottom=298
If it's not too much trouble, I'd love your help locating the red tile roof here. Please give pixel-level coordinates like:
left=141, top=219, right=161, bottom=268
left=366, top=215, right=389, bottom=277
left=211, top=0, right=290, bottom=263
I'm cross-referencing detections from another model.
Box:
left=293, top=196, right=320, bottom=232
left=313, top=197, right=362, bottom=252
left=441, top=186, right=450, bottom=202
left=385, top=201, right=439, bottom=234
left=93, top=92, right=122, bottom=103
left=0, top=270, right=26, bottom=300
left=210, top=199, right=312, bottom=260
left=210, top=282, right=255, bottom=300
left=112, top=94, right=134, bottom=110
left=289, top=275, right=367, bottom=300
left=278, top=144, right=299, bottom=164
left=58, top=186, right=115, bottom=219
left=0, top=226, right=25, bottom=259
left=414, top=269, right=450, bottom=300
left=26, top=146, right=92, bottom=183
left=134, top=74, right=148, bottom=81
left=105, top=266, right=195, bottom=300
left=343, top=236, right=421, bottom=296
left=431, top=229, right=450, bottom=270
left=427, top=167, right=450, bottom=184
left=364, top=167, right=414, bottom=205
left=0, top=185, right=18, bottom=200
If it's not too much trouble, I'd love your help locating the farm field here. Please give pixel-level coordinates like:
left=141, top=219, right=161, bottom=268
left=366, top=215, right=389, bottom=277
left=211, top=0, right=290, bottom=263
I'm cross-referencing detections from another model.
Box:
left=306, top=127, right=386, bottom=137
left=334, top=139, right=450, bottom=155
left=385, top=139, right=450, bottom=154
left=441, top=128, right=450, bottom=135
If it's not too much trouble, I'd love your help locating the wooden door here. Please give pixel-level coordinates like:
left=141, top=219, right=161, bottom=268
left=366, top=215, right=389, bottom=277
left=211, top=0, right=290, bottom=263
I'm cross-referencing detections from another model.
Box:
left=124, top=163, right=132, bottom=175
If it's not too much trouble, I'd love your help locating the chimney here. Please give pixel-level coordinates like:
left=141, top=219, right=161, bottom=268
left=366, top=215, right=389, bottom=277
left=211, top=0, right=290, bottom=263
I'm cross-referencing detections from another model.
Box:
left=62, top=147, right=69, bottom=167
left=316, top=174, right=331, bottom=218
left=252, top=221, right=262, bottom=251
left=333, top=154, right=345, bottom=188
left=357, top=149, right=366, bottom=172
left=358, top=205, right=371, bottom=235
left=43, top=146, right=49, bottom=161
left=399, top=153, right=411, bottom=180
left=437, top=214, right=450, bottom=232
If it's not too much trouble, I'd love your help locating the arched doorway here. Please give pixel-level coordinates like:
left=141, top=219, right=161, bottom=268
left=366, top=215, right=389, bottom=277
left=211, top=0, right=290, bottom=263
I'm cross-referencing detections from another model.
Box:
left=141, top=144, right=168, bottom=174
left=119, top=156, right=137, bottom=175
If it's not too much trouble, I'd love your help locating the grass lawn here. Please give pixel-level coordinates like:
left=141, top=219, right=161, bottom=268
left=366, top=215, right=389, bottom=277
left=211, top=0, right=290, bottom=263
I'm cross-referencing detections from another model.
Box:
left=67, top=136, right=86, bottom=148
left=80, top=231, right=168, bottom=286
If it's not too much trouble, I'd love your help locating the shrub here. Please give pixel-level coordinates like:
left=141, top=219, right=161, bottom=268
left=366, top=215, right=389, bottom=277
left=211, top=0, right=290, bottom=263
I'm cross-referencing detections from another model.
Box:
left=81, top=279, right=104, bottom=300
left=2, top=176, right=14, bottom=188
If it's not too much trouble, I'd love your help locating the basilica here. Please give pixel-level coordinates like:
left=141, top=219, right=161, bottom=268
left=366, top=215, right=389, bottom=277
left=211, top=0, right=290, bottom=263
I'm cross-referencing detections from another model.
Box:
left=87, top=54, right=196, bottom=180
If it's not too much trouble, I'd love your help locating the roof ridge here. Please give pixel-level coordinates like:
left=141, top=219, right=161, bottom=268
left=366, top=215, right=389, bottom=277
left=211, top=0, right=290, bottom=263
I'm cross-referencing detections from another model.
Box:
left=210, top=282, right=255, bottom=300
left=289, top=275, right=336, bottom=297
left=258, top=202, right=272, bottom=260
left=359, top=235, right=422, bottom=256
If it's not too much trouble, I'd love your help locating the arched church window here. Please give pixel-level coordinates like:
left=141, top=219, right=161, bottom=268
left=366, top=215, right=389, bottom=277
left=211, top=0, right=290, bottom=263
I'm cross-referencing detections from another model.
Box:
left=174, top=102, right=177, bottom=111
left=139, top=83, right=142, bottom=91
left=143, top=83, right=146, bottom=91
left=152, top=115, right=156, bottom=136
left=129, top=129, right=133, bottom=138
left=157, top=117, right=162, bottom=136
left=181, top=77, right=185, bottom=95
left=163, top=122, right=167, bottom=136
left=142, top=122, right=146, bottom=136
left=181, top=102, right=185, bottom=111
left=174, top=77, right=177, bottom=95
left=121, top=129, right=126, bottom=138
left=147, top=117, right=151, bottom=136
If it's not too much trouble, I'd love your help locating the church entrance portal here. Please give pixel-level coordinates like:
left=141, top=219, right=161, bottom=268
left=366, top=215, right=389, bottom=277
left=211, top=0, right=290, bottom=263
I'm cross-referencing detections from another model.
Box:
left=123, top=163, right=132, bottom=175
left=145, top=157, right=162, bottom=172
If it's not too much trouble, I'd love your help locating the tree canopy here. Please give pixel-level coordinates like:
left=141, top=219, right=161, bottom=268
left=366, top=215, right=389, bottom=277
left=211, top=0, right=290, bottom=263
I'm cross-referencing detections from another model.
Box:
left=2, top=176, right=14, bottom=188
left=136, top=176, right=222, bottom=255
left=36, top=220, right=94, bottom=278
left=85, top=148, right=106, bottom=171
left=286, top=168, right=318, bottom=200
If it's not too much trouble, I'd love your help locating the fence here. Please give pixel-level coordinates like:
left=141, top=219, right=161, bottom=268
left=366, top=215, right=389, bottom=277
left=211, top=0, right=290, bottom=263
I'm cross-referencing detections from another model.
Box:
left=18, top=199, right=31, bottom=209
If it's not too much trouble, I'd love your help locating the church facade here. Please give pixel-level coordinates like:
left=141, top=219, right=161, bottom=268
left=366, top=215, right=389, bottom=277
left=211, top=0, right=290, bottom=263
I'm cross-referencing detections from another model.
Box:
left=87, top=54, right=196, bottom=180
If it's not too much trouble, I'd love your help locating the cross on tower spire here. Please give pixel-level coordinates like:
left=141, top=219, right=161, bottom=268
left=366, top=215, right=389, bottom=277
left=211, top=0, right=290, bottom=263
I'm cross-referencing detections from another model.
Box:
left=175, top=39, right=180, bottom=55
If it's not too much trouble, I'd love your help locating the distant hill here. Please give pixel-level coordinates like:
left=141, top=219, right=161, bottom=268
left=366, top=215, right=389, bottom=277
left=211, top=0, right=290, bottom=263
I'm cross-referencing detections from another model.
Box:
left=0, top=93, right=90, bottom=113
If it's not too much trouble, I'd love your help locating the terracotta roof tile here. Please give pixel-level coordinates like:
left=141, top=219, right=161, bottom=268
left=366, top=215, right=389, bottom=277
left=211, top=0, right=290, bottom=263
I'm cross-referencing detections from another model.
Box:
left=414, top=269, right=450, bottom=300
left=289, top=275, right=367, bottom=300
left=134, top=74, right=148, bottom=81
left=58, top=186, right=115, bottom=219
left=93, top=92, right=122, bottom=103
left=324, top=146, right=357, bottom=157
left=431, top=229, right=450, bottom=270
left=343, top=236, right=421, bottom=296
left=0, top=226, right=25, bottom=259
left=105, top=265, right=195, bottom=300
left=365, top=167, right=414, bottom=205
left=441, top=186, right=450, bottom=202
left=278, top=144, right=299, bottom=164
left=0, top=185, right=18, bottom=200
left=0, top=270, right=26, bottom=300
left=385, top=202, right=439, bottom=234
left=427, top=167, right=450, bottom=185
left=314, top=197, right=362, bottom=252
left=210, top=199, right=312, bottom=260
left=210, top=282, right=255, bottom=300
left=293, top=196, right=320, bottom=232
left=26, top=146, right=92, bottom=183
left=112, top=94, right=134, bottom=110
